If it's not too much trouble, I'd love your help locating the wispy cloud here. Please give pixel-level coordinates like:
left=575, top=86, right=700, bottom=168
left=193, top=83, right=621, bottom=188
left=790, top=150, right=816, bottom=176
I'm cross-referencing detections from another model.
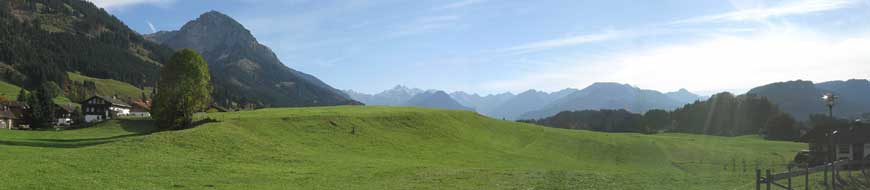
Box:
left=390, top=15, right=462, bottom=37
left=146, top=21, right=157, bottom=33
left=499, top=30, right=628, bottom=54
left=434, top=0, right=488, bottom=10
left=88, top=0, right=175, bottom=9
left=485, top=27, right=870, bottom=93
left=672, top=0, right=861, bottom=24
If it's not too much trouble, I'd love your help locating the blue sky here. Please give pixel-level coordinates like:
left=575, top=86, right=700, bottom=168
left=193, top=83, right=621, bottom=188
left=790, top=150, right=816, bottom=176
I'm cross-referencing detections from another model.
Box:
left=94, top=0, right=870, bottom=95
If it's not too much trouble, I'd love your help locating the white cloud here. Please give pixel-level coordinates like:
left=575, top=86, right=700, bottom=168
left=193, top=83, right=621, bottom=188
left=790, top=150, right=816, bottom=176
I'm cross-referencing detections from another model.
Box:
left=499, top=30, right=628, bottom=54
left=673, top=0, right=861, bottom=24
left=146, top=21, right=157, bottom=33
left=390, top=15, right=462, bottom=37
left=484, top=27, right=870, bottom=94
left=88, top=0, right=174, bottom=10
left=434, top=0, right=488, bottom=10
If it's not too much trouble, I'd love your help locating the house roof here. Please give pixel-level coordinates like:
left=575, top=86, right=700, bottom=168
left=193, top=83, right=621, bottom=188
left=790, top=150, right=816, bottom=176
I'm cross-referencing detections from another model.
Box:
left=54, top=103, right=78, bottom=113
left=0, top=110, right=17, bottom=119
left=799, top=123, right=870, bottom=144
left=85, top=96, right=132, bottom=108
left=129, top=100, right=151, bottom=111
left=0, top=100, right=27, bottom=108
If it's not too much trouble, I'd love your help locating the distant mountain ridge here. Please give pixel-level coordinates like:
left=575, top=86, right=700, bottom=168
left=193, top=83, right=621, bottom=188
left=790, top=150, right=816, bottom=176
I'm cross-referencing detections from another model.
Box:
left=344, top=85, right=424, bottom=106
left=404, top=91, right=474, bottom=111
left=747, top=79, right=870, bottom=120
left=488, top=89, right=578, bottom=120
left=350, top=84, right=695, bottom=120
left=666, top=88, right=703, bottom=103
left=146, top=11, right=358, bottom=107
left=520, top=83, right=685, bottom=119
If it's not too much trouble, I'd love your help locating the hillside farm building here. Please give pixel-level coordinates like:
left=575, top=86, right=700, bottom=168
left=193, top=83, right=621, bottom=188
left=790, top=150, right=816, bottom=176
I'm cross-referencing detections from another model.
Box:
left=799, top=122, right=870, bottom=164
left=81, top=96, right=132, bottom=123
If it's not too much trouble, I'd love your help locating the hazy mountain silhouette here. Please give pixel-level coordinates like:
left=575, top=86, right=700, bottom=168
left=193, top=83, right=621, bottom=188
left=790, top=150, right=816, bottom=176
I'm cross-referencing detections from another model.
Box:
left=344, top=85, right=424, bottom=106
left=521, top=83, right=683, bottom=119
left=666, top=89, right=703, bottom=104
left=403, top=91, right=474, bottom=111
left=450, top=91, right=515, bottom=116
left=485, top=89, right=579, bottom=120
left=747, top=79, right=870, bottom=120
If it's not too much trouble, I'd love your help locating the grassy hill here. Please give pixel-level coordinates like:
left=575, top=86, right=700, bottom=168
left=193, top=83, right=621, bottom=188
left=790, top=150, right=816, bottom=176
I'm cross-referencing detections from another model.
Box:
left=68, top=72, right=150, bottom=100
left=0, top=106, right=814, bottom=189
left=0, top=80, right=23, bottom=100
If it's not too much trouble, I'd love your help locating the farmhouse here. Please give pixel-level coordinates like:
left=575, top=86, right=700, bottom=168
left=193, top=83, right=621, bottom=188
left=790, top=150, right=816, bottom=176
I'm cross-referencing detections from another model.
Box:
left=81, top=96, right=132, bottom=123
left=799, top=122, right=870, bottom=163
left=128, top=100, right=151, bottom=117
left=53, top=103, right=78, bottom=126
left=0, top=108, right=16, bottom=129
left=0, top=101, right=27, bottom=129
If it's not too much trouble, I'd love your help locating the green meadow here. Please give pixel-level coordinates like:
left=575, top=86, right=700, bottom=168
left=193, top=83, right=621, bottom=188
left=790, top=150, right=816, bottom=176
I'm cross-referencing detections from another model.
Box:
left=0, top=106, right=810, bottom=189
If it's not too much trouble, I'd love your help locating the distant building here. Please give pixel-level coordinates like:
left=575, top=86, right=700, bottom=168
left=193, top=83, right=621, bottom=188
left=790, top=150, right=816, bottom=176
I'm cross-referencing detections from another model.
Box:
left=80, top=96, right=132, bottom=123
left=53, top=103, right=78, bottom=126
left=799, top=122, right=870, bottom=164
left=208, top=103, right=231, bottom=112
left=128, top=100, right=151, bottom=117
left=0, top=101, right=28, bottom=129
left=0, top=108, right=17, bottom=129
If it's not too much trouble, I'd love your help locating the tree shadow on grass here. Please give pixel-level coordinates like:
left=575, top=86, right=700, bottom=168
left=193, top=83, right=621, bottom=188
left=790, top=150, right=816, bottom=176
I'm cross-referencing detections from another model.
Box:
left=4, top=120, right=159, bottom=148
left=0, top=139, right=116, bottom=148
left=1, top=118, right=218, bottom=149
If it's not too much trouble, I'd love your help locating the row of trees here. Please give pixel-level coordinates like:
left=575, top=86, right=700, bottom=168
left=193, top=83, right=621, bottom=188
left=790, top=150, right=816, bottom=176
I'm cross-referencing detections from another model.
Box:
left=521, top=92, right=803, bottom=141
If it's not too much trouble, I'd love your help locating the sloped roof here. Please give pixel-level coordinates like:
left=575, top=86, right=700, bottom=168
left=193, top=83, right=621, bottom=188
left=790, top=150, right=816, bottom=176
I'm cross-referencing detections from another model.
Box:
left=129, top=100, right=151, bottom=111
left=86, top=96, right=132, bottom=108
left=55, top=103, right=78, bottom=113
left=0, top=110, right=17, bottom=119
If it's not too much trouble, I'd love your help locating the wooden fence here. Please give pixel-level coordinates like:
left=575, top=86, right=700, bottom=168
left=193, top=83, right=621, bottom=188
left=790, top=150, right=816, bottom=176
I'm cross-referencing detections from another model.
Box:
left=756, top=160, right=870, bottom=190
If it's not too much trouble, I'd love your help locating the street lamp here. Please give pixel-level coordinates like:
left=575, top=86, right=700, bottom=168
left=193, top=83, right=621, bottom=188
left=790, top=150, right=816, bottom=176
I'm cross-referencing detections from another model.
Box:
left=823, top=93, right=839, bottom=189
left=822, top=93, right=837, bottom=118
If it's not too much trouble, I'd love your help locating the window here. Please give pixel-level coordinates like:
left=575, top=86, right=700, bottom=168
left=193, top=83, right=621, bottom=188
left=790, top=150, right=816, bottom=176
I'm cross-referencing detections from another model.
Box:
left=838, top=144, right=850, bottom=154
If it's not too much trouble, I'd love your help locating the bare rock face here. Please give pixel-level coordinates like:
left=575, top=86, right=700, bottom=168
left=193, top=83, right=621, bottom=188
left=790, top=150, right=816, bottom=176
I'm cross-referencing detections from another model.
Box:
left=147, top=11, right=359, bottom=107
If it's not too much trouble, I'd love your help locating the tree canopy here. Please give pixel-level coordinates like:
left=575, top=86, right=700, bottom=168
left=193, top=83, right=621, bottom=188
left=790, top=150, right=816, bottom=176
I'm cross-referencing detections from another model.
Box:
left=152, top=49, right=212, bottom=130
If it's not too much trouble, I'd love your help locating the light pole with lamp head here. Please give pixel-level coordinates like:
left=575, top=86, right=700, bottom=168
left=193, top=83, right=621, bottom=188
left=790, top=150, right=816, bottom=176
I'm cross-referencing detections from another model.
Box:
left=823, top=93, right=838, bottom=189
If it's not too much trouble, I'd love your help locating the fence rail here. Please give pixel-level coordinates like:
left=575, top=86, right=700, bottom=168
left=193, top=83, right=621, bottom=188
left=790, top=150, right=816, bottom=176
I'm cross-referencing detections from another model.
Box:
left=756, top=160, right=870, bottom=190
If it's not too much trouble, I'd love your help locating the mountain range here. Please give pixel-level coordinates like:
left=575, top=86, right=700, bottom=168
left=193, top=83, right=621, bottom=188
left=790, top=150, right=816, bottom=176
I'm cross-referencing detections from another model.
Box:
left=349, top=83, right=702, bottom=120
left=0, top=1, right=357, bottom=108
left=747, top=79, right=870, bottom=120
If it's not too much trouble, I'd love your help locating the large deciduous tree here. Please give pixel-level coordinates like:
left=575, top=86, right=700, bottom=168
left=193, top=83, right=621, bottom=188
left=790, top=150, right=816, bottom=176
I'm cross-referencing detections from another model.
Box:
left=152, top=49, right=212, bottom=130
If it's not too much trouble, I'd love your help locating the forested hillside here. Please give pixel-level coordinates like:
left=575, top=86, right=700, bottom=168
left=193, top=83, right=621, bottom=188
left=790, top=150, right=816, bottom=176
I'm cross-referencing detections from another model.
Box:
left=0, top=0, right=172, bottom=90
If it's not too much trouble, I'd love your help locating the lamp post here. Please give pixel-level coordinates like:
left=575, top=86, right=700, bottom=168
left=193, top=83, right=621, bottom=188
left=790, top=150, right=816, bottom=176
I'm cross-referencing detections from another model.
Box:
left=823, top=93, right=836, bottom=118
left=823, top=93, right=838, bottom=189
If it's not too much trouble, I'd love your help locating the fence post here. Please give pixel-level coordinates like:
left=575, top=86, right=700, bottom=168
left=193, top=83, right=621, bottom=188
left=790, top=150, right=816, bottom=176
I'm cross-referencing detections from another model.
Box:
left=766, top=169, right=772, bottom=190
left=756, top=169, right=761, bottom=190
left=804, top=164, right=810, bottom=190
left=824, top=164, right=829, bottom=188
left=787, top=167, right=792, bottom=190
left=832, top=162, right=836, bottom=190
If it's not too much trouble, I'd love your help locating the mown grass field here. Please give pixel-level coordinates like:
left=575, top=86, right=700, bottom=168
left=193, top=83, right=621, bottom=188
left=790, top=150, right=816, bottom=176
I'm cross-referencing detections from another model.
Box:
left=0, top=106, right=813, bottom=189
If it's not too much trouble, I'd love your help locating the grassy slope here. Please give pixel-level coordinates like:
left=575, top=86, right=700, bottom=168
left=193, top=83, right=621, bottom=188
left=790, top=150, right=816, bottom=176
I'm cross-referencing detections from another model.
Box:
left=0, top=106, right=811, bottom=189
left=0, top=80, right=23, bottom=100
left=68, top=72, right=150, bottom=100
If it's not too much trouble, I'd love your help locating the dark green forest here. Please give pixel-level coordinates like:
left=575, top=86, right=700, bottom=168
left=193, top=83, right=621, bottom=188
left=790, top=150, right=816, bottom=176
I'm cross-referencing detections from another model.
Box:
left=0, top=0, right=172, bottom=92
left=522, top=92, right=803, bottom=140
